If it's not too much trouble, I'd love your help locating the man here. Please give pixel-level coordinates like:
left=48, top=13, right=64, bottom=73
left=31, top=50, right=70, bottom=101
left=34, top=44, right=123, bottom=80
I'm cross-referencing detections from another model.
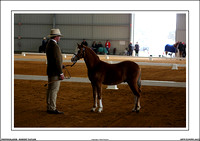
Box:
left=81, top=39, right=88, bottom=46
left=134, top=42, right=140, bottom=56
left=178, top=42, right=184, bottom=57
left=105, top=40, right=111, bottom=55
left=41, top=37, right=47, bottom=53
left=46, top=29, right=64, bottom=114
left=128, top=42, right=133, bottom=56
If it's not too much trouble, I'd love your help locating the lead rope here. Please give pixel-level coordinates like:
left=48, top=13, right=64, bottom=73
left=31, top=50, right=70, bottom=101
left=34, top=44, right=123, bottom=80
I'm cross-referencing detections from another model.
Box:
left=63, top=61, right=77, bottom=79
left=44, top=61, right=77, bottom=87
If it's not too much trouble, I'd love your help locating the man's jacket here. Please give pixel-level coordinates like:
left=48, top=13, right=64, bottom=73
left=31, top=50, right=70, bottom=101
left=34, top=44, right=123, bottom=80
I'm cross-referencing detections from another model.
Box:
left=46, top=40, right=63, bottom=76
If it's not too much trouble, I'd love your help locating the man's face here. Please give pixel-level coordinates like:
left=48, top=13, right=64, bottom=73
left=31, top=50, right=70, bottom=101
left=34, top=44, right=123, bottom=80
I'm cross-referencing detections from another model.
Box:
left=55, top=36, right=61, bottom=42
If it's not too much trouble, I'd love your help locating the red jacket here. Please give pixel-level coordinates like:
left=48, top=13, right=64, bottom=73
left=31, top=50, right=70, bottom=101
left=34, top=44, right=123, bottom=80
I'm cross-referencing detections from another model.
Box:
left=105, top=41, right=111, bottom=48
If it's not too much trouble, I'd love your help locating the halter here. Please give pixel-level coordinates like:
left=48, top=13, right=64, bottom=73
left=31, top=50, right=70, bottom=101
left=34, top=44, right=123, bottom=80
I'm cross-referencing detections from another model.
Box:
left=64, top=47, right=85, bottom=79
left=73, top=47, right=85, bottom=61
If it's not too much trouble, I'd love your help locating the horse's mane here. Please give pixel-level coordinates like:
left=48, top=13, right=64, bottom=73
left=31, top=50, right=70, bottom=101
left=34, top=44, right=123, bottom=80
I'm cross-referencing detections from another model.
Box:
left=82, top=46, right=101, bottom=69
left=84, top=46, right=100, bottom=61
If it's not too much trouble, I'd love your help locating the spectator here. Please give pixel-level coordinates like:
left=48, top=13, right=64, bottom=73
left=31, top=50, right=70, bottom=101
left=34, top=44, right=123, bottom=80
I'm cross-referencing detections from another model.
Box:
left=42, top=37, right=47, bottom=47
left=39, top=37, right=47, bottom=53
left=178, top=42, right=184, bottom=57
left=97, top=41, right=107, bottom=54
left=105, top=40, right=111, bottom=55
left=92, top=41, right=98, bottom=53
left=128, top=42, right=133, bottom=56
left=134, top=42, right=140, bottom=56
left=182, top=42, right=186, bottom=57
left=81, top=39, right=88, bottom=46
left=97, top=41, right=103, bottom=48
left=113, top=48, right=116, bottom=55
left=124, top=48, right=128, bottom=55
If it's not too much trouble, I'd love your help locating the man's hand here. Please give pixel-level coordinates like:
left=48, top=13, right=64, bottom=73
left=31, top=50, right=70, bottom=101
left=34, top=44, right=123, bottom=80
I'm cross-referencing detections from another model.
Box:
left=59, top=73, right=65, bottom=80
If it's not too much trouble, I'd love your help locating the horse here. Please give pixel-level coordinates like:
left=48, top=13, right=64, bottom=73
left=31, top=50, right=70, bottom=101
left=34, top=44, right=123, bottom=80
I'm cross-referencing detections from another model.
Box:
left=165, top=42, right=179, bottom=57
left=71, top=44, right=142, bottom=113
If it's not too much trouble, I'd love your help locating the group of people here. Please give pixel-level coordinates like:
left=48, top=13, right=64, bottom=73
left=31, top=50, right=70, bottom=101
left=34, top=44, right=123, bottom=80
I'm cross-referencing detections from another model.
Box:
left=125, top=42, right=140, bottom=56
left=82, top=39, right=111, bottom=55
left=41, top=37, right=112, bottom=55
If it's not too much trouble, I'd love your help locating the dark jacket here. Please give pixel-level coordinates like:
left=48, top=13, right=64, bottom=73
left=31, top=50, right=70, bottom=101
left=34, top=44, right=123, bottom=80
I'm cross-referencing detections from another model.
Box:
left=178, top=43, right=184, bottom=52
left=81, top=41, right=88, bottom=46
left=128, top=43, right=133, bottom=51
left=46, top=40, right=63, bottom=76
left=135, top=44, right=139, bottom=51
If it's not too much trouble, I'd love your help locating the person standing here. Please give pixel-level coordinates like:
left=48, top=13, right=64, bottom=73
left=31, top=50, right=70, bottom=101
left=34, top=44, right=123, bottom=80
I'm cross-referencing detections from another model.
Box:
left=81, top=39, right=88, bottom=46
left=178, top=42, right=184, bottom=57
left=46, top=29, right=64, bottom=114
left=134, top=42, right=140, bottom=56
left=42, top=37, right=48, bottom=52
left=105, top=40, right=111, bottom=55
left=128, top=42, right=133, bottom=56
left=39, top=37, right=47, bottom=53
left=42, top=37, right=47, bottom=47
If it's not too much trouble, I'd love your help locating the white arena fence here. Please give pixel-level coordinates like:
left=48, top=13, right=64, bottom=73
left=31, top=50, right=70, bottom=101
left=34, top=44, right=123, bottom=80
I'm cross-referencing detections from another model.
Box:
left=17, top=52, right=186, bottom=68
left=15, top=52, right=186, bottom=88
left=14, top=74, right=186, bottom=88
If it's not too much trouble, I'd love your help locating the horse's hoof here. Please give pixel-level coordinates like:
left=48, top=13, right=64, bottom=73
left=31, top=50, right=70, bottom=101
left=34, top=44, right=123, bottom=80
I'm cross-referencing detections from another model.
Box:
left=132, top=109, right=140, bottom=113
left=91, top=108, right=96, bottom=112
left=132, top=108, right=139, bottom=112
left=98, top=107, right=103, bottom=113
left=132, top=106, right=141, bottom=112
left=132, top=109, right=136, bottom=112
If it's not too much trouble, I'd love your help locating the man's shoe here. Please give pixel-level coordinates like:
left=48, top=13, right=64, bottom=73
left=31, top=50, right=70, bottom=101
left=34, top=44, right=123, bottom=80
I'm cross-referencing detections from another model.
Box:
left=47, top=109, right=64, bottom=114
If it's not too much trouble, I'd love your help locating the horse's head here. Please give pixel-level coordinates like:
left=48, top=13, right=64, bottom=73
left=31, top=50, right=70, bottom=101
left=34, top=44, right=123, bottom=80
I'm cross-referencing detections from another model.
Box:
left=71, top=43, right=86, bottom=63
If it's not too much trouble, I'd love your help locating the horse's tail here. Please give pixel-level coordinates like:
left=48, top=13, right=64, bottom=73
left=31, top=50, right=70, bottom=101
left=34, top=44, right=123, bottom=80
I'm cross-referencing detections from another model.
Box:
left=137, top=68, right=142, bottom=93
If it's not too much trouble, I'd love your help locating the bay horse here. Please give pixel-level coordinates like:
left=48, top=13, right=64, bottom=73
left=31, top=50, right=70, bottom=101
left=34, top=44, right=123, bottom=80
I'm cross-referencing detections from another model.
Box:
left=71, top=44, right=142, bottom=113
left=165, top=42, right=179, bottom=57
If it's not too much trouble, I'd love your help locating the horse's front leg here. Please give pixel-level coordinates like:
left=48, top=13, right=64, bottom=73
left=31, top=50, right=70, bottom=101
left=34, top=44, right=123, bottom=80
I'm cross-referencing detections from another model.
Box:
left=91, top=84, right=97, bottom=112
left=97, top=84, right=103, bottom=113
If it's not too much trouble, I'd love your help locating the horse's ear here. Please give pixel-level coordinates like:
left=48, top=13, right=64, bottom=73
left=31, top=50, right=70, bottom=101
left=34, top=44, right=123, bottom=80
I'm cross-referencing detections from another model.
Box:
left=77, top=43, right=81, bottom=49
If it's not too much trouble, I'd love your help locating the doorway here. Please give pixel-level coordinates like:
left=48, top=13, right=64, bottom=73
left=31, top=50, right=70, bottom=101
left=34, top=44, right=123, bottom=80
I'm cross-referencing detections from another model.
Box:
left=134, top=12, right=176, bottom=57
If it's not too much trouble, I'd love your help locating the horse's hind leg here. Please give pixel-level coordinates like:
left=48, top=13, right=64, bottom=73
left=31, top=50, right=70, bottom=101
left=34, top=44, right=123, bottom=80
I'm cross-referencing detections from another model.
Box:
left=128, top=82, right=141, bottom=113
left=133, top=94, right=141, bottom=112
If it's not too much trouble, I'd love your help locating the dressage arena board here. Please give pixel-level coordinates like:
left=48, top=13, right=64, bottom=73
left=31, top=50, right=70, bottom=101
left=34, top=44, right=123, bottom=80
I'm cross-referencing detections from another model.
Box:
left=14, top=75, right=186, bottom=88
left=13, top=54, right=187, bottom=129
